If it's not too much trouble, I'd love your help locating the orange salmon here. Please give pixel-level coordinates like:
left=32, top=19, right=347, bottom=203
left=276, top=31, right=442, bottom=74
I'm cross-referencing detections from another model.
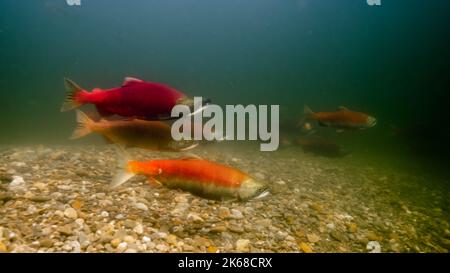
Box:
left=304, top=105, right=376, bottom=131
left=111, top=156, right=269, bottom=201
left=71, top=110, right=197, bottom=152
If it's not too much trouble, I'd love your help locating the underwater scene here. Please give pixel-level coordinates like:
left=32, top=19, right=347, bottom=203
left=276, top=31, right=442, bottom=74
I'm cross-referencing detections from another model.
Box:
left=0, top=0, right=449, bottom=253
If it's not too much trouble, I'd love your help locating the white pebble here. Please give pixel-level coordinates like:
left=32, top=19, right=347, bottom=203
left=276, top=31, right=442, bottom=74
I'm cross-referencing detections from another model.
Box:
left=133, top=224, right=144, bottom=234
left=10, top=176, right=25, bottom=187
left=64, top=208, right=78, bottom=219
left=367, top=241, right=382, bottom=253
left=142, top=236, right=151, bottom=243
left=135, top=203, right=148, bottom=211
left=100, top=211, right=109, bottom=218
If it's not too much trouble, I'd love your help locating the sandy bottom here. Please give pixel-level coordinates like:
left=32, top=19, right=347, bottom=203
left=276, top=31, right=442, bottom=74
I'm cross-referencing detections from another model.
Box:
left=0, top=144, right=449, bottom=253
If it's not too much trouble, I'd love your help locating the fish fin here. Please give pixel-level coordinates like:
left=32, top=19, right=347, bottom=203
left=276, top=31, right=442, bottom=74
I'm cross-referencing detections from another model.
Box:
left=148, top=177, right=163, bottom=187
left=180, top=153, right=203, bottom=160
left=178, top=143, right=199, bottom=151
left=304, top=105, right=314, bottom=116
left=61, top=78, right=85, bottom=112
left=122, top=77, right=144, bottom=87
left=70, top=110, right=94, bottom=139
left=338, top=106, right=349, bottom=111
left=336, top=129, right=345, bottom=133
left=110, top=147, right=135, bottom=188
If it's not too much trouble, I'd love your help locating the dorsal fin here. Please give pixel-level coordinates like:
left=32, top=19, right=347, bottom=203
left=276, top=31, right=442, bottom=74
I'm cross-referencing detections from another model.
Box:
left=338, top=106, right=349, bottom=111
left=122, top=77, right=144, bottom=87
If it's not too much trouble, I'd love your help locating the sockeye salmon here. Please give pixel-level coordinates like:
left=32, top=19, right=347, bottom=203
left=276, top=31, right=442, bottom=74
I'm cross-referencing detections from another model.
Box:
left=61, top=77, right=196, bottom=120
left=71, top=110, right=198, bottom=152
left=304, top=105, right=376, bottom=131
left=111, top=156, right=269, bottom=201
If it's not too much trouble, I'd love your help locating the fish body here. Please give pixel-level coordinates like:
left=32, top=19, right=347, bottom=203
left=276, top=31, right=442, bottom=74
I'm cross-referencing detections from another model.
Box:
left=71, top=110, right=197, bottom=152
left=304, top=105, right=376, bottom=130
left=296, top=136, right=349, bottom=157
left=61, top=77, right=193, bottom=120
left=112, top=157, right=268, bottom=201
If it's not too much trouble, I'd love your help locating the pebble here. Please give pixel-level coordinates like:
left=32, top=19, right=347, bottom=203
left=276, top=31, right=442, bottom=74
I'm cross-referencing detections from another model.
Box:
left=307, top=233, right=320, bottom=243
left=39, top=238, right=54, bottom=248
left=0, top=242, right=7, bottom=252
left=111, top=238, right=121, bottom=248
left=135, top=203, right=148, bottom=211
left=218, top=207, right=231, bottom=219
left=187, top=213, right=204, bottom=223
left=299, top=242, right=313, bottom=253
left=64, top=208, right=78, bottom=219
left=330, top=231, right=345, bottom=242
left=367, top=241, right=382, bottom=253
left=230, top=209, right=244, bottom=219
left=100, top=211, right=109, bottom=218
left=133, top=224, right=144, bottom=234
left=235, top=239, right=250, bottom=252
left=9, top=176, right=25, bottom=187
left=58, top=225, right=73, bottom=236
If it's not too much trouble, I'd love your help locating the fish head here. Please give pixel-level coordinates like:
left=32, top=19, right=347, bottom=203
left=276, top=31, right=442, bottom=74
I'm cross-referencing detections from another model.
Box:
left=238, top=178, right=269, bottom=201
left=366, top=116, right=377, bottom=128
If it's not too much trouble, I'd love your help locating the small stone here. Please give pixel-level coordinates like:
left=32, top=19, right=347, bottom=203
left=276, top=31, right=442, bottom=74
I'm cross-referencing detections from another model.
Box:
left=166, top=234, right=177, bottom=245
left=142, top=236, right=151, bottom=243
left=187, top=213, right=204, bottom=223
left=100, top=211, right=109, bottom=218
left=71, top=200, right=83, bottom=209
left=0, top=193, right=14, bottom=202
left=218, top=207, right=231, bottom=219
left=111, top=238, right=121, bottom=248
left=124, top=220, right=137, bottom=229
left=174, top=195, right=188, bottom=203
left=235, top=239, right=250, bottom=252
left=117, top=242, right=128, bottom=252
left=0, top=242, right=7, bottom=252
left=230, top=209, right=244, bottom=219
left=209, top=225, right=227, bottom=233
left=367, top=241, right=381, bottom=253
left=39, top=238, right=53, bottom=248
left=135, top=203, right=148, bottom=211
left=99, top=235, right=114, bottom=244
left=30, top=195, right=51, bottom=202
left=9, top=176, right=25, bottom=187
left=367, top=232, right=382, bottom=242
left=133, top=224, right=144, bottom=234
left=124, top=248, right=137, bottom=253
left=123, top=235, right=135, bottom=243
left=33, top=182, right=47, bottom=190
left=330, top=231, right=345, bottom=242
left=156, top=244, right=168, bottom=252
left=275, top=180, right=286, bottom=185
left=207, top=246, right=218, bottom=253
left=346, top=223, right=358, bottom=233
left=58, top=225, right=73, bottom=236
left=64, top=208, right=78, bottom=219
left=228, top=225, right=245, bottom=234
left=307, top=233, right=320, bottom=243
left=299, top=242, right=313, bottom=253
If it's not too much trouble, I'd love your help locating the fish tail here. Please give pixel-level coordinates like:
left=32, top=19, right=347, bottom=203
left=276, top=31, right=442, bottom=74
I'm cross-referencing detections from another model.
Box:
left=110, top=147, right=135, bottom=188
left=61, top=78, right=86, bottom=112
left=70, top=110, right=95, bottom=139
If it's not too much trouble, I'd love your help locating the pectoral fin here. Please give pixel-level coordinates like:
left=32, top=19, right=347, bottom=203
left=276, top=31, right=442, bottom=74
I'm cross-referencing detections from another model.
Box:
left=338, top=106, right=349, bottom=111
left=148, top=177, right=163, bottom=187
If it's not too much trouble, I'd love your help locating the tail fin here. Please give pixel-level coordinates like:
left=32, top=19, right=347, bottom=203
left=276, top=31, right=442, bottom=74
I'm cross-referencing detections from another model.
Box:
left=110, top=147, right=135, bottom=188
left=70, top=110, right=95, bottom=139
left=304, top=105, right=314, bottom=116
left=61, top=78, right=85, bottom=112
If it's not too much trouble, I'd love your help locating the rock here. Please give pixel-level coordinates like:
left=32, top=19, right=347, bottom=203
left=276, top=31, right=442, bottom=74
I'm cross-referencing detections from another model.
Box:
left=330, top=231, right=345, bottom=242
left=0, top=193, right=14, bottom=202
left=39, top=238, right=54, bottom=248
left=0, top=242, right=7, bottom=252
left=235, top=239, right=250, bottom=252
left=9, top=176, right=25, bottom=187
left=166, top=234, right=177, bottom=245
left=64, top=208, right=78, bottom=219
left=133, top=224, right=144, bottom=234
left=367, top=241, right=381, bottom=253
left=346, top=223, right=358, bottom=233
left=156, top=244, right=168, bottom=252
left=366, top=232, right=382, bottom=242
left=124, top=220, right=137, bottom=229
left=33, top=182, right=47, bottom=190
left=218, top=207, right=231, bottom=219
left=100, top=211, right=109, bottom=218
left=209, top=225, right=227, bottom=233
left=299, top=242, right=313, bottom=253
left=30, top=195, right=51, bottom=202
left=307, top=233, right=320, bottom=243
left=228, top=225, right=245, bottom=234
left=135, top=203, right=148, bottom=211
left=71, top=200, right=83, bottom=209
left=58, top=225, right=74, bottom=236
left=174, top=195, right=188, bottom=203
left=230, top=209, right=244, bottom=219
left=117, top=242, right=127, bottom=252
left=123, top=235, right=135, bottom=243
left=111, top=238, right=121, bottom=248
left=187, top=213, right=204, bottom=223
left=207, top=246, right=218, bottom=253
left=99, top=235, right=114, bottom=244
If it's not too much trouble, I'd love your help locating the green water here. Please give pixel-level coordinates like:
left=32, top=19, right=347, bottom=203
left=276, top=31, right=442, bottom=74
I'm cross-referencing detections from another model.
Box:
left=0, top=0, right=449, bottom=252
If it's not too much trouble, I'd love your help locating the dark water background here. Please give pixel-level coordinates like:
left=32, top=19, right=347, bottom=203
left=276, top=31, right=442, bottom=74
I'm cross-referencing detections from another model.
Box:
left=0, top=0, right=449, bottom=177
